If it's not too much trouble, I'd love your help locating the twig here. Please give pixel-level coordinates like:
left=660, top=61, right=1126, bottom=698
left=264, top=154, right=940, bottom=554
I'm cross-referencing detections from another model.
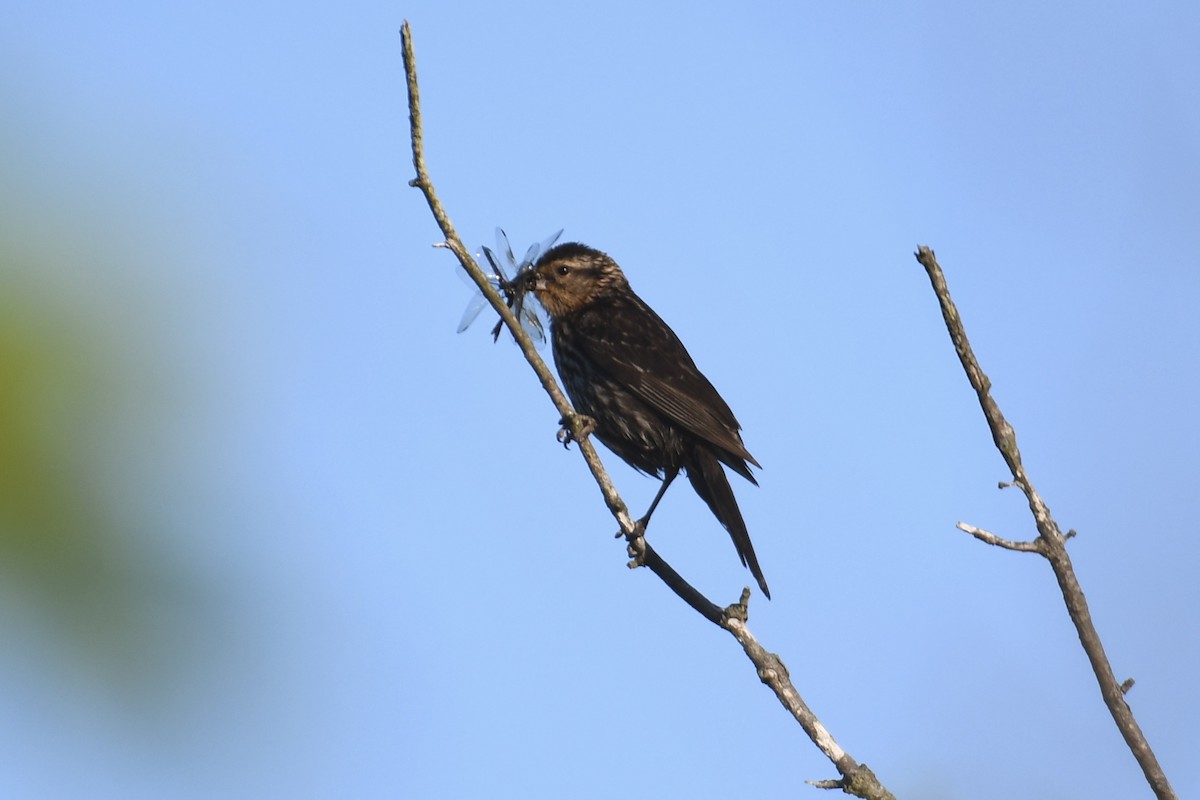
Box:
left=401, top=21, right=896, bottom=799
left=914, top=245, right=1176, bottom=800
left=954, top=522, right=1041, bottom=553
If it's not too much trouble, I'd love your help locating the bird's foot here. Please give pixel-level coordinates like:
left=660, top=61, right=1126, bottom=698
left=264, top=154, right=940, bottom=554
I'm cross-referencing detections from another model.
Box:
left=556, top=414, right=596, bottom=449
left=614, top=517, right=647, bottom=540
left=722, top=587, right=753, bottom=623
left=625, top=530, right=648, bottom=569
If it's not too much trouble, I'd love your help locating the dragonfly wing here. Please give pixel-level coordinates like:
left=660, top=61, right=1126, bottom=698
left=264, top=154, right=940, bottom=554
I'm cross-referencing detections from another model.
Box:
left=521, top=240, right=540, bottom=268
left=495, top=228, right=518, bottom=278
left=538, top=229, right=564, bottom=261
left=457, top=291, right=489, bottom=333
left=457, top=246, right=504, bottom=333
left=461, top=227, right=562, bottom=345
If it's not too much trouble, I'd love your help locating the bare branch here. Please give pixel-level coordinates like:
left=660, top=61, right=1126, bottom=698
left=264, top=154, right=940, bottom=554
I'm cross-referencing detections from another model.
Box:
left=400, top=21, right=896, bottom=798
left=955, top=522, right=1041, bottom=553
left=915, top=245, right=1176, bottom=800
left=723, top=606, right=896, bottom=800
left=400, top=22, right=637, bottom=538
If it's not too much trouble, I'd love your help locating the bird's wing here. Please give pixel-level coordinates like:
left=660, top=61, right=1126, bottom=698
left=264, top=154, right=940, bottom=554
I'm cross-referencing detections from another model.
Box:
left=573, top=295, right=760, bottom=473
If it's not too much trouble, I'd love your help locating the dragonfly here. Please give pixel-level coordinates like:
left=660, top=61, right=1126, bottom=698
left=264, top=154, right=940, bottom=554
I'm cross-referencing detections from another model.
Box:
left=457, top=227, right=563, bottom=344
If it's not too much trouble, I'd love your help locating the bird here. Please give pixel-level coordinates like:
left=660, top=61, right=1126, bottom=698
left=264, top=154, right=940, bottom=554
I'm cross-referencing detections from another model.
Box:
left=528, top=242, right=770, bottom=599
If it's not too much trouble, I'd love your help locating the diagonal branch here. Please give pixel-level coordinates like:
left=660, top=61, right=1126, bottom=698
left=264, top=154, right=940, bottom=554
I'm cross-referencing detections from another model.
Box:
left=401, top=21, right=895, bottom=799
left=399, top=25, right=638, bottom=546
left=401, top=23, right=692, bottom=613
left=914, top=245, right=1176, bottom=800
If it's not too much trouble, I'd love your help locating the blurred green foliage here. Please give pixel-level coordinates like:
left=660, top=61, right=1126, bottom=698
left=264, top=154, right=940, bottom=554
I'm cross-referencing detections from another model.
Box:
left=0, top=209, right=214, bottom=704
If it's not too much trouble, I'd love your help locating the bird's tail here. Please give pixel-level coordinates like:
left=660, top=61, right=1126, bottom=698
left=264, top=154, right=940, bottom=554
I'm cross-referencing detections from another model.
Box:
left=686, top=448, right=771, bottom=600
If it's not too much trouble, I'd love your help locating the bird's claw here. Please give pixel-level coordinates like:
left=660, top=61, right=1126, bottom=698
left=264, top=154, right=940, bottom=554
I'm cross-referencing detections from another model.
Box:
left=614, top=517, right=647, bottom=539
left=556, top=414, right=596, bottom=449
left=721, top=587, right=753, bottom=623
left=625, top=532, right=648, bottom=569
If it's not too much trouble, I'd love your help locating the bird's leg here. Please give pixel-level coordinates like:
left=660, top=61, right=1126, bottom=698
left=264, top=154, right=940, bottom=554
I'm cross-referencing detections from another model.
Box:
left=556, top=414, right=596, bottom=449
left=625, top=468, right=679, bottom=537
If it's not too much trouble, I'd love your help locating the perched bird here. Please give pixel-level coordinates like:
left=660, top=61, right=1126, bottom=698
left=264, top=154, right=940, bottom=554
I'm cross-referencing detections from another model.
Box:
left=529, top=242, right=769, bottom=599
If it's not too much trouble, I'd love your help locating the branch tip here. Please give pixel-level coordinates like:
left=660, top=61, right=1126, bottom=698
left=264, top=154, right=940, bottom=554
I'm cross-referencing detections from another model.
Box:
left=807, top=778, right=843, bottom=790
left=955, top=522, right=1041, bottom=552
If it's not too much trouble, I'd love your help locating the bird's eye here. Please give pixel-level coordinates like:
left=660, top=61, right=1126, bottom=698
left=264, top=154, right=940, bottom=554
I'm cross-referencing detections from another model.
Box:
left=556, top=265, right=570, bottom=277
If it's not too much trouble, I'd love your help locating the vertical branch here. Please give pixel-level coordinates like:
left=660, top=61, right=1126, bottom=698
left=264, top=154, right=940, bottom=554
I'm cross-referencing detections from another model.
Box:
left=914, top=245, right=1176, bottom=800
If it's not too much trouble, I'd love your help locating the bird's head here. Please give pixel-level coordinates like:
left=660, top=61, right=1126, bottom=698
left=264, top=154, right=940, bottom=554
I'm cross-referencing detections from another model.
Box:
left=527, top=243, right=630, bottom=319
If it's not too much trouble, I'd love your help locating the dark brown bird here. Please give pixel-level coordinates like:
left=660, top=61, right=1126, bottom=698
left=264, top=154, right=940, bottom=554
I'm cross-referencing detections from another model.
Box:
left=529, top=242, right=769, bottom=599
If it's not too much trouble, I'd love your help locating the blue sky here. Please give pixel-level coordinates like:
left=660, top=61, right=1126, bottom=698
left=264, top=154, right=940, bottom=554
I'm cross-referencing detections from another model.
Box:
left=1, top=2, right=1197, bottom=798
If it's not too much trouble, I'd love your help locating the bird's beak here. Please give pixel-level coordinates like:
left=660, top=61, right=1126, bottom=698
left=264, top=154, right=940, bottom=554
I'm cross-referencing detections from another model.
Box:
left=523, top=271, right=546, bottom=294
